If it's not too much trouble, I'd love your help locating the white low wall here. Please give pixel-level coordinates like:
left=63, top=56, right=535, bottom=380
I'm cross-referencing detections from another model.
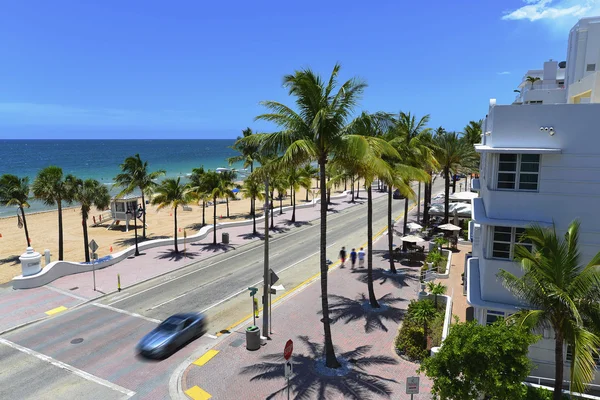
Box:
left=12, top=192, right=350, bottom=289
left=427, top=293, right=453, bottom=356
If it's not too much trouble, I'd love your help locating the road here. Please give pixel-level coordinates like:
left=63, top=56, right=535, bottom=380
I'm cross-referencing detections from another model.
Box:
left=0, top=179, right=447, bottom=399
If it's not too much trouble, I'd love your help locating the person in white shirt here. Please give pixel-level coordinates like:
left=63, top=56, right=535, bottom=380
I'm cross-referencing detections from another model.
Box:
left=358, top=247, right=365, bottom=268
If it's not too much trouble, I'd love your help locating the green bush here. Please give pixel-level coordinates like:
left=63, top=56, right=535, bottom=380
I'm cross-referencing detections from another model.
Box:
left=523, top=385, right=570, bottom=400
left=430, top=313, right=445, bottom=347
left=396, top=321, right=428, bottom=361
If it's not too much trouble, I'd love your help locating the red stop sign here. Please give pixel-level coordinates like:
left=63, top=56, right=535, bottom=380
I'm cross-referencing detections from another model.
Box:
left=284, top=339, right=293, bottom=360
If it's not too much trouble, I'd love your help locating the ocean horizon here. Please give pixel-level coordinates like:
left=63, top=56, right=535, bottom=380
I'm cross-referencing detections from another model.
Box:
left=0, top=139, right=244, bottom=218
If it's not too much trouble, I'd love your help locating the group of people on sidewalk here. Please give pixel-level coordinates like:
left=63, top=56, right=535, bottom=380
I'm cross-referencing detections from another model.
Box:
left=339, top=246, right=365, bottom=269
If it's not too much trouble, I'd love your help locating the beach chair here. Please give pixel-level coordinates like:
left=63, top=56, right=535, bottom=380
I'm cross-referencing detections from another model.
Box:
left=183, top=205, right=192, bottom=211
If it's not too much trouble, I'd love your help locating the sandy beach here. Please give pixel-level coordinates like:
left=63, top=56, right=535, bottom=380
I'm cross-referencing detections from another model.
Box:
left=0, top=179, right=365, bottom=284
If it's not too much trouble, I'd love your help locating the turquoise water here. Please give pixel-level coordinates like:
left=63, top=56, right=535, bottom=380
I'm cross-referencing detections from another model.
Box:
left=0, top=139, right=244, bottom=217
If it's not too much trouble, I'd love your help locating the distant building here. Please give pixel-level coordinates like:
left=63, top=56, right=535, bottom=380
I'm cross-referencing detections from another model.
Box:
left=468, top=16, right=600, bottom=387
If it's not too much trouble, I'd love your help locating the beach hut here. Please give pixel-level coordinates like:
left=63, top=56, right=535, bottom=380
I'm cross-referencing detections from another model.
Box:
left=107, top=194, right=143, bottom=232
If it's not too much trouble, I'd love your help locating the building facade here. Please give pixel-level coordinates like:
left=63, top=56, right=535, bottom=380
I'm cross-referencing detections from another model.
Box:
left=467, top=16, right=600, bottom=384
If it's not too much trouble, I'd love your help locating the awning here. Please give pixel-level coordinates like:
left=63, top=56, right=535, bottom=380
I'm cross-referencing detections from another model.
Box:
left=429, top=202, right=472, bottom=218
left=474, top=145, right=561, bottom=154
left=466, top=257, right=523, bottom=312
left=471, top=198, right=552, bottom=228
left=449, top=191, right=478, bottom=202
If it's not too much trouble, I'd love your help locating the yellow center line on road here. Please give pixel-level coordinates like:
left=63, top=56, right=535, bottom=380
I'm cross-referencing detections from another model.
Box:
left=215, top=202, right=419, bottom=337
left=185, top=385, right=212, bottom=400
left=45, top=306, right=68, bottom=316
left=192, top=349, right=220, bottom=366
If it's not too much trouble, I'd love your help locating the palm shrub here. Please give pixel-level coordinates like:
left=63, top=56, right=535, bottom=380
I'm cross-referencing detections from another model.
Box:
left=426, top=281, right=447, bottom=309
left=0, top=174, right=31, bottom=247
left=151, top=177, right=193, bottom=253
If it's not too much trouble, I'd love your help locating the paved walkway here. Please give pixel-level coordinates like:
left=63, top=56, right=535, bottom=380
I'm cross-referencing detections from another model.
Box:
left=181, top=200, right=433, bottom=400
left=434, top=243, right=471, bottom=323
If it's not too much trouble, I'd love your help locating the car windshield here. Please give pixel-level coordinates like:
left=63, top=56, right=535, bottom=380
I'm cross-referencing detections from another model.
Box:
left=159, top=317, right=185, bottom=332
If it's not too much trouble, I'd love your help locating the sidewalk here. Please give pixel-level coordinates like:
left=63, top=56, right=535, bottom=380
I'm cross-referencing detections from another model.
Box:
left=180, top=202, right=433, bottom=399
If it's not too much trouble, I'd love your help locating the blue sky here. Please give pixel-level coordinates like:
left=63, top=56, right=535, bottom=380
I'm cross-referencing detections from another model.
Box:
left=2, top=0, right=599, bottom=139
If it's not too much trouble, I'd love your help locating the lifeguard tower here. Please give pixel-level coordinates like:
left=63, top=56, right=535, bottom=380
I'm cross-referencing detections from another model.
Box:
left=107, top=194, right=145, bottom=231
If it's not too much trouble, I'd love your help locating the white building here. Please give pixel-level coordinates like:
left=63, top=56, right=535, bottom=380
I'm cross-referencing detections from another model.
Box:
left=467, top=16, right=600, bottom=386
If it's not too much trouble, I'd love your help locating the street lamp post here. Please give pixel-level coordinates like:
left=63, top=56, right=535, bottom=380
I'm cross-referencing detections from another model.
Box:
left=126, top=206, right=141, bottom=257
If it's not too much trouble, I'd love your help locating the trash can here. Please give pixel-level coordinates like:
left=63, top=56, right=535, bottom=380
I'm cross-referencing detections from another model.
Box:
left=222, top=232, right=229, bottom=244
left=246, top=325, right=261, bottom=350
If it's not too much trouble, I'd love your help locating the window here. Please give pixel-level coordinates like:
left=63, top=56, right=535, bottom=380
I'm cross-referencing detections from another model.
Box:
left=566, top=345, right=600, bottom=367
left=526, top=100, right=543, bottom=104
left=491, top=226, right=533, bottom=260
left=496, top=154, right=540, bottom=191
left=486, top=310, right=505, bottom=325
left=587, top=63, right=596, bottom=72
left=116, top=202, right=125, bottom=212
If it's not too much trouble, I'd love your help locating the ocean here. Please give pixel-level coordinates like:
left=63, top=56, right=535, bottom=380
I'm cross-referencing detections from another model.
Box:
left=0, top=139, right=244, bottom=218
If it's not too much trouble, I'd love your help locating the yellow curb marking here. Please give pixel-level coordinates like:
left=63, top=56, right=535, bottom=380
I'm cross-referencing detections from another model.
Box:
left=215, top=201, right=420, bottom=337
left=45, top=306, right=68, bottom=316
left=185, top=385, right=212, bottom=400
left=192, top=349, right=219, bottom=366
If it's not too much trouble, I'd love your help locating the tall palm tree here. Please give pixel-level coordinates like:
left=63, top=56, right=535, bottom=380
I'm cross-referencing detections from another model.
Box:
left=284, top=165, right=310, bottom=222
left=32, top=166, right=72, bottom=260
left=151, top=177, right=192, bottom=253
left=498, top=220, right=600, bottom=399
left=463, top=119, right=483, bottom=146
left=432, top=131, right=477, bottom=223
left=410, top=300, right=437, bottom=350
left=114, top=154, right=166, bottom=239
left=0, top=174, right=31, bottom=247
left=241, top=63, right=367, bottom=368
left=229, top=128, right=259, bottom=215
left=203, top=170, right=235, bottom=245
left=300, top=163, right=318, bottom=202
left=526, top=75, right=541, bottom=89
left=188, top=167, right=209, bottom=226
left=66, top=176, right=111, bottom=262
left=219, top=170, right=238, bottom=218
left=241, top=173, right=265, bottom=235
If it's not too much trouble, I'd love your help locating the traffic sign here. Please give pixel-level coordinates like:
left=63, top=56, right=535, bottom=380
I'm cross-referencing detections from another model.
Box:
left=248, top=287, right=258, bottom=297
left=89, top=239, right=99, bottom=252
left=406, top=376, right=420, bottom=394
left=284, top=339, right=293, bottom=360
left=284, top=361, right=293, bottom=377
left=269, top=269, right=279, bottom=285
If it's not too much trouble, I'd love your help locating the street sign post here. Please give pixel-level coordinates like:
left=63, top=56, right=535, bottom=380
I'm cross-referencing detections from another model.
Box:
left=284, top=339, right=293, bottom=360
left=89, top=240, right=99, bottom=292
left=267, top=272, right=281, bottom=335
left=248, top=287, right=258, bottom=326
left=283, top=340, right=294, bottom=400
left=89, top=239, right=99, bottom=253
left=406, top=376, right=420, bottom=398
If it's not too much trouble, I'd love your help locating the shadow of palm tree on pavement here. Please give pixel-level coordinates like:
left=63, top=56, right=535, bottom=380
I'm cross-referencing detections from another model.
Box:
left=238, top=232, right=267, bottom=240
left=283, top=220, right=311, bottom=228
left=155, top=249, right=200, bottom=261
left=190, top=242, right=235, bottom=253
left=240, top=335, right=398, bottom=400
left=324, top=293, right=407, bottom=333
left=352, top=267, right=417, bottom=289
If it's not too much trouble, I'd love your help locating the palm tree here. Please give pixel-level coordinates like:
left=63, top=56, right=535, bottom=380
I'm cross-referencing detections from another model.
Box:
left=229, top=128, right=259, bottom=215
left=300, top=164, right=318, bottom=202
left=526, top=75, right=541, bottom=89
left=273, top=173, right=287, bottom=216
left=0, top=174, right=31, bottom=247
left=32, top=166, right=72, bottom=260
left=219, top=170, right=238, bottom=218
left=241, top=173, right=265, bottom=235
left=241, top=63, right=367, bottom=368
left=284, top=165, right=310, bottom=223
left=188, top=167, right=209, bottom=226
left=66, top=177, right=111, bottom=262
left=203, top=170, right=235, bottom=244
left=426, top=281, right=447, bottom=309
left=463, top=119, right=483, bottom=146
left=432, top=131, right=477, bottom=223
left=498, top=220, right=600, bottom=399
left=151, top=177, right=192, bottom=253
left=114, top=154, right=166, bottom=239
left=410, top=300, right=437, bottom=350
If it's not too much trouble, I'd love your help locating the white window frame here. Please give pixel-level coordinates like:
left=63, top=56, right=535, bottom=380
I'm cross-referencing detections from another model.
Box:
left=485, top=310, right=505, bottom=325
left=495, top=153, right=540, bottom=192
left=489, top=226, right=533, bottom=260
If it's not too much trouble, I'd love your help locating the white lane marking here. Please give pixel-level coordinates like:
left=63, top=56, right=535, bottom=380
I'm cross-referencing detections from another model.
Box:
left=0, top=338, right=136, bottom=398
left=91, top=303, right=161, bottom=324
left=206, top=334, right=217, bottom=339
left=106, top=194, right=387, bottom=306
left=199, top=242, right=337, bottom=314
left=44, top=285, right=89, bottom=302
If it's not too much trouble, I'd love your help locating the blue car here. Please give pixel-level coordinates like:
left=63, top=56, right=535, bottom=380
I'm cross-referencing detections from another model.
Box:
left=137, top=313, right=207, bottom=358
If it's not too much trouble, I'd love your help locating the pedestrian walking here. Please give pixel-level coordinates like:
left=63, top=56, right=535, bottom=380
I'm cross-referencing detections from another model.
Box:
left=358, top=247, right=365, bottom=268
left=350, top=248, right=357, bottom=269
left=339, top=247, right=347, bottom=267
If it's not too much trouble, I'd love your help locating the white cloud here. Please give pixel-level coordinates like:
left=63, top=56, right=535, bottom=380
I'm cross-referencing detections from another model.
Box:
left=502, top=0, right=600, bottom=22
left=0, top=102, right=206, bottom=128
left=498, top=71, right=511, bottom=75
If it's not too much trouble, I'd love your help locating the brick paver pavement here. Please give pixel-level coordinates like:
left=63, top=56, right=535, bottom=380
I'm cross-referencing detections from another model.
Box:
left=182, top=217, right=433, bottom=399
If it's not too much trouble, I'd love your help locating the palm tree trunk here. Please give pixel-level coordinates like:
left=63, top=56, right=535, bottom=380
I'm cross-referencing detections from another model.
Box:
left=226, top=198, right=230, bottom=218
left=252, top=210, right=257, bottom=234
left=141, top=192, right=147, bottom=239
left=553, top=332, right=565, bottom=400
left=351, top=176, right=355, bottom=202
left=279, top=195, right=283, bottom=215
left=403, top=196, right=409, bottom=235
left=174, top=206, right=179, bottom=252
left=213, top=196, right=217, bottom=245
left=58, top=200, right=64, bottom=261
left=319, top=159, right=340, bottom=369
left=367, top=186, right=380, bottom=308
left=291, top=187, right=296, bottom=222
left=387, top=186, right=396, bottom=273
left=202, top=200, right=206, bottom=226
left=452, top=173, right=457, bottom=194
left=423, top=178, right=430, bottom=225
left=444, top=166, right=450, bottom=224
left=344, top=179, right=347, bottom=191
left=270, top=190, right=274, bottom=228
left=20, top=206, right=30, bottom=248
left=356, top=179, right=360, bottom=199
left=305, top=187, right=309, bottom=202
left=82, top=209, right=90, bottom=262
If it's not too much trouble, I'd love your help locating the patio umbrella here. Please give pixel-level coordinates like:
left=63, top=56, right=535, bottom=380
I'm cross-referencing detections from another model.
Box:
left=401, top=235, right=425, bottom=243
left=406, top=222, right=423, bottom=231
left=232, top=188, right=240, bottom=194
left=438, top=223, right=461, bottom=231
